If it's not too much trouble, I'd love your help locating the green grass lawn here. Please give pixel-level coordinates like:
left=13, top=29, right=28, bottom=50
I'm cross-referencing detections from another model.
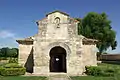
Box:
left=0, top=76, right=47, bottom=80
left=0, top=63, right=120, bottom=80
left=71, top=76, right=117, bottom=80
left=0, top=76, right=120, bottom=80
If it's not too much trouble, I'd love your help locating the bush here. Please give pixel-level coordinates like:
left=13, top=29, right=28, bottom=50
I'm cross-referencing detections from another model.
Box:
left=85, top=66, right=102, bottom=76
left=0, top=57, right=7, bottom=60
left=9, top=58, right=18, bottom=63
left=105, top=68, right=116, bottom=73
left=0, top=63, right=26, bottom=76
left=0, top=67, right=4, bottom=75
left=85, top=66, right=117, bottom=76
left=103, top=68, right=117, bottom=76
left=4, top=63, right=22, bottom=68
left=1, top=67, right=26, bottom=76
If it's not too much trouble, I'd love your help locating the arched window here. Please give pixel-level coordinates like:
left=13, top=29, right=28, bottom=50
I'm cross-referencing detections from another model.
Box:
left=54, top=17, right=60, bottom=24
left=54, top=17, right=60, bottom=28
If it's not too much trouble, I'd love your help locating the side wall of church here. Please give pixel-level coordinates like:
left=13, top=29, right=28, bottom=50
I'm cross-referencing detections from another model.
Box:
left=82, top=44, right=97, bottom=67
left=18, top=43, right=33, bottom=67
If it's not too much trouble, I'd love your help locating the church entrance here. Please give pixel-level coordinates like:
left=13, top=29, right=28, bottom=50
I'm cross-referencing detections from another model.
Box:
left=49, top=46, right=66, bottom=72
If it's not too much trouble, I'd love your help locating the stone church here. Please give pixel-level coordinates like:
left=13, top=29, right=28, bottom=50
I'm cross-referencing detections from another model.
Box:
left=16, top=11, right=97, bottom=76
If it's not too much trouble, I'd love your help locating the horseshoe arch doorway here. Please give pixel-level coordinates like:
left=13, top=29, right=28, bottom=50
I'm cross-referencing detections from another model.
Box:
left=49, top=46, right=66, bottom=72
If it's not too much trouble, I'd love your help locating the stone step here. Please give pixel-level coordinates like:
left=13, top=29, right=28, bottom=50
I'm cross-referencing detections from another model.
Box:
left=48, top=74, right=71, bottom=80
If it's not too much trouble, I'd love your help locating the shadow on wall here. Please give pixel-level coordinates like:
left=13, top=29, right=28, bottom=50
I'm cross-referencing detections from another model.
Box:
left=24, top=47, right=34, bottom=73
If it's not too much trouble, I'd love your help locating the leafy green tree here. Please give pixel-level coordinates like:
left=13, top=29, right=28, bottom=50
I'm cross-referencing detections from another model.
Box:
left=77, top=12, right=117, bottom=54
left=0, top=47, right=9, bottom=57
left=8, top=48, right=18, bottom=58
left=0, top=47, right=18, bottom=58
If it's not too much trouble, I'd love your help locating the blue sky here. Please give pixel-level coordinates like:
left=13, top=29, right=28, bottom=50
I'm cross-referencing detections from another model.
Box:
left=0, top=0, right=120, bottom=53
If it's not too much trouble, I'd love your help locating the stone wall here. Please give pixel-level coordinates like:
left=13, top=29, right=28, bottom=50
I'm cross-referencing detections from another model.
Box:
left=33, top=38, right=84, bottom=75
left=82, top=44, right=97, bottom=66
left=33, top=11, right=85, bottom=75
left=18, top=43, right=33, bottom=67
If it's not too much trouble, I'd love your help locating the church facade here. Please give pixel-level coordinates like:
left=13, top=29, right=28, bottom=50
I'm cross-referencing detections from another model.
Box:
left=16, top=11, right=97, bottom=76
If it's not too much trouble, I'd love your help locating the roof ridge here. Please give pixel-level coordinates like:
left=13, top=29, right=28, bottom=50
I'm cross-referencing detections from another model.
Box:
left=46, top=10, right=69, bottom=17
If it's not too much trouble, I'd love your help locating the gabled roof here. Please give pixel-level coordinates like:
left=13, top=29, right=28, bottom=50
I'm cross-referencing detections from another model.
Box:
left=16, top=37, right=33, bottom=41
left=46, top=10, right=69, bottom=17
left=16, top=34, right=38, bottom=44
left=82, top=37, right=98, bottom=45
left=16, top=37, right=33, bottom=44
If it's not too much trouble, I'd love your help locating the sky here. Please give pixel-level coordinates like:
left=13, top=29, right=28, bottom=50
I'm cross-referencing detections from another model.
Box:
left=0, top=0, right=120, bottom=54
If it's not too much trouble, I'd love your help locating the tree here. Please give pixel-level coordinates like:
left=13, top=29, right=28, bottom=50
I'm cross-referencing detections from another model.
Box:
left=77, top=12, right=117, bottom=54
left=0, top=47, right=9, bottom=57
left=8, top=48, right=18, bottom=58
left=0, top=47, right=18, bottom=58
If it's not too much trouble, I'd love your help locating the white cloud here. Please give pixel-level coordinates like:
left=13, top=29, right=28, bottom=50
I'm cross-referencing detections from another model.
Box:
left=0, top=30, right=16, bottom=39
left=0, top=30, right=19, bottom=48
